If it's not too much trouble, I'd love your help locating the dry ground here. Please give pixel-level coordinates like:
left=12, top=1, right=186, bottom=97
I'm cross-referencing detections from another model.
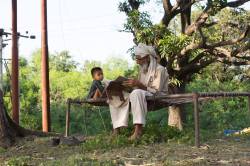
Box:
left=0, top=136, right=250, bottom=166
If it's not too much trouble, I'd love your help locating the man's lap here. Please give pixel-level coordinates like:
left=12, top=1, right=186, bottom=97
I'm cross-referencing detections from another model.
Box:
left=129, top=89, right=153, bottom=99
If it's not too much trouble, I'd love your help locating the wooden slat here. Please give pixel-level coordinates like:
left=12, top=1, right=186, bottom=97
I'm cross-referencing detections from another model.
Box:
left=69, top=92, right=250, bottom=107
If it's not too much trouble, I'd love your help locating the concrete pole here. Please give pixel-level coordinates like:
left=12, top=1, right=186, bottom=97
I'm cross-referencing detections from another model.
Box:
left=41, top=0, right=51, bottom=132
left=12, top=0, right=19, bottom=124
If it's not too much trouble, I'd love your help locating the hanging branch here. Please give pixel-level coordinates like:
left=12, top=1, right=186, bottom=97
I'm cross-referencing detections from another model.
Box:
left=185, top=0, right=250, bottom=35
left=162, top=0, right=201, bottom=27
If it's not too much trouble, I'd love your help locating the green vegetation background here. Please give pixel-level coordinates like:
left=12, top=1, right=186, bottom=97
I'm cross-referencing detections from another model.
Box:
left=3, top=50, right=250, bottom=141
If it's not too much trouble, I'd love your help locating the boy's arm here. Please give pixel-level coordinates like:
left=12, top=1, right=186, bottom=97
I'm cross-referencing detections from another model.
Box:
left=86, top=81, right=96, bottom=99
left=93, top=80, right=104, bottom=92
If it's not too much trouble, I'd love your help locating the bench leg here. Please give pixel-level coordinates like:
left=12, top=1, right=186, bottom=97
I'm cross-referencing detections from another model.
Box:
left=65, top=99, right=71, bottom=137
left=83, top=104, right=88, bottom=136
left=248, top=96, right=250, bottom=116
left=193, top=93, right=200, bottom=148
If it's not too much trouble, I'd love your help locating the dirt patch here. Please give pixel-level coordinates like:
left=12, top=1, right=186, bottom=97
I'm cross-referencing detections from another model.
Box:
left=0, top=136, right=250, bottom=165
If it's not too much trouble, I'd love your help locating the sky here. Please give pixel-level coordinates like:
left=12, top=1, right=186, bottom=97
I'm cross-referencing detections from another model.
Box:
left=0, top=0, right=249, bottom=66
left=1, top=0, right=137, bottom=65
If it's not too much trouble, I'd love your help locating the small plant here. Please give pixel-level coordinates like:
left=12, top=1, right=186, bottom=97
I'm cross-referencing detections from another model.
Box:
left=4, top=156, right=31, bottom=166
left=0, top=147, right=6, bottom=153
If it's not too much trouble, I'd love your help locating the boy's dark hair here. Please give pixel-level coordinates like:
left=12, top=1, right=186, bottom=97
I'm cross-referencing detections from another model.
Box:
left=91, top=67, right=102, bottom=76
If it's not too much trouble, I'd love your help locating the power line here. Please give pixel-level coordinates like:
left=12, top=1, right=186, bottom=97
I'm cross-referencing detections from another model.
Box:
left=58, top=0, right=66, bottom=50
left=48, top=14, right=117, bottom=24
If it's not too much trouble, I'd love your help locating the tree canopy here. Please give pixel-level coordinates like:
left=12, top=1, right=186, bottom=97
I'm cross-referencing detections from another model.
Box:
left=119, top=0, right=249, bottom=87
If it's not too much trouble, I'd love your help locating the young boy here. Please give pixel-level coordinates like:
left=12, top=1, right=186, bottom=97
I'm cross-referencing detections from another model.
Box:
left=86, top=67, right=105, bottom=99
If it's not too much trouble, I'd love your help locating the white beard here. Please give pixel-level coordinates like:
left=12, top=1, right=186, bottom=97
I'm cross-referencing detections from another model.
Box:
left=140, top=63, right=149, bottom=74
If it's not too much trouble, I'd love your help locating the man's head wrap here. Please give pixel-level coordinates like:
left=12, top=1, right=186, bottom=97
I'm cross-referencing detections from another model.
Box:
left=134, top=43, right=157, bottom=58
left=135, top=43, right=158, bottom=86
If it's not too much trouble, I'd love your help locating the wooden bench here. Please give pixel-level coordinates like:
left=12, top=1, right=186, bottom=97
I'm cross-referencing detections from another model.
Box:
left=65, top=92, right=250, bottom=147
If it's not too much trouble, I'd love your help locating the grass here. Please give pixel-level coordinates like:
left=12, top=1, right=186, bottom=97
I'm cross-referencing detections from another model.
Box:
left=2, top=97, right=250, bottom=165
left=1, top=134, right=250, bottom=166
left=0, top=147, right=6, bottom=154
left=3, top=155, right=122, bottom=166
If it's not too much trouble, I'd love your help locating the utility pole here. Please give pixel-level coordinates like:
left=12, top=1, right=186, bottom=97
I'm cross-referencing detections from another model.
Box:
left=0, top=30, right=3, bottom=91
left=41, top=0, right=51, bottom=132
left=0, top=29, right=8, bottom=92
left=12, top=0, right=19, bottom=124
left=0, top=28, right=35, bottom=113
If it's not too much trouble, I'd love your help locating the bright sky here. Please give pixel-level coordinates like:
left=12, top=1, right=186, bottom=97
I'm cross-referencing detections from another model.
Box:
left=1, top=0, right=137, bottom=65
left=1, top=0, right=249, bottom=66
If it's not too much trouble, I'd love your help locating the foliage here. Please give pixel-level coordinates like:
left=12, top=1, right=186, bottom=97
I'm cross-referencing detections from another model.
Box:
left=2, top=47, right=250, bottom=146
left=119, top=0, right=152, bottom=33
left=186, top=63, right=250, bottom=131
left=50, top=51, right=78, bottom=72
left=1, top=1, right=250, bottom=164
left=20, top=110, right=42, bottom=130
left=2, top=50, right=132, bottom=134
left=119, top=0, right=250, bottom=86
left=0, top=147, right=6, bottom=153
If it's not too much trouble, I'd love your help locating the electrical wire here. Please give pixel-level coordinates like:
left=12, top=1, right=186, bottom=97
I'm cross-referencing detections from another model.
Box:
left=58, top=0, right=67, bottom=51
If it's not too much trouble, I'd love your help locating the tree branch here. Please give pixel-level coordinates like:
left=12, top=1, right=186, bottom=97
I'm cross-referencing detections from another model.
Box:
left=218, top=58, right=250, bottom=65
left=188, top=51, right=208, bottom=64
left=163, top=0, right=173, bottom=13
left=185, top=0, right=250, bottom=35
left=181, top=25, right=249, bottom=57
left=128, top=0, right=140, bottom=10
left=223, top=0, right=250, bottom=8
left=178, top=56, right=216, bottom=79
left=184, top=8, right=209, bottom=35
left=203, top=21, right=218, bottom=28
left=162, top=0, right=201, bottom=27
left=180, top=28, right=206, bottom=56
left=232, top=43, right=250, bottom=56
left=207, top=48, right=250, bottom=66
left=206, top=25, right=250, bottom=48
left=180, top=42, right=202, bottom=55
left=177, top=24, right=249, bottom=77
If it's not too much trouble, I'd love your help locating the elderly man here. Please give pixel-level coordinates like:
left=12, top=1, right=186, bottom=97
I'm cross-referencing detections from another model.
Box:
left=108, top=43, right=169, bottom=140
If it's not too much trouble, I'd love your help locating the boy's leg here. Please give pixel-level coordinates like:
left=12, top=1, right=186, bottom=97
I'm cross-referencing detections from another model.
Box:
left=93, top=89, right=102, bottom=99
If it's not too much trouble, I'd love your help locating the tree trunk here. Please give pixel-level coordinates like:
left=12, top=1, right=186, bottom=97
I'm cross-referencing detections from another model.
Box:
left=168, top=106, right=183, bottom=130
left=168, top=83, right=186, bottom=130
left=0, top=90, right=58, bottom=148
left=0, top=110, right=14, bottom=148
left=0, top=90, right=20, bottom=148
left=180, top=0, right=191, bottom=33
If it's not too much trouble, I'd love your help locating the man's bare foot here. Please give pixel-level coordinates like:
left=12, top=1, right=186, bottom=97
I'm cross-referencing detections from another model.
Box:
left=112, top=128, right=120, bottom=136
left=129, top=132, right=142, bottom=140
left=129, top=124, right=143, bottom=140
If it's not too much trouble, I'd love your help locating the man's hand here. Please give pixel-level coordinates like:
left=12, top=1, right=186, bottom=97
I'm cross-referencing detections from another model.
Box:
left=122, top=79, right=140, bottom=87
left=123, top=79, right=147, bottom=90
